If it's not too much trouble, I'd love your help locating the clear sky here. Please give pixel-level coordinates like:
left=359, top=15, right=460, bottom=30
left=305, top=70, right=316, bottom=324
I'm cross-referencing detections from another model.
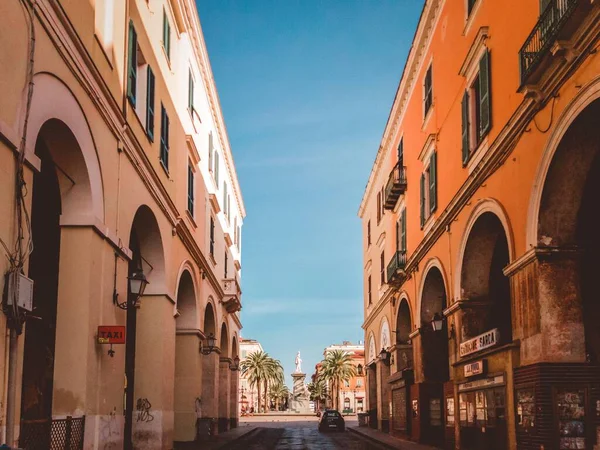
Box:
left=196, top=0, right=424, bottom=387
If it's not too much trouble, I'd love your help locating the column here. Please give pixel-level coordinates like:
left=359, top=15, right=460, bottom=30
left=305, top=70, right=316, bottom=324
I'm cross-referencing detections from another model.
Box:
left=218, top=358, right=231, bottom=433
left=174, top=332, right=202, bottom=442
left=376, top=359, right=391, bottom=432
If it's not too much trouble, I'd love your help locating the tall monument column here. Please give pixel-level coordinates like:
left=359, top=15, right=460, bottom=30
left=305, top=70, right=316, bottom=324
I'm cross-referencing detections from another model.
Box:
left=291, top=351, right=311, bottom=414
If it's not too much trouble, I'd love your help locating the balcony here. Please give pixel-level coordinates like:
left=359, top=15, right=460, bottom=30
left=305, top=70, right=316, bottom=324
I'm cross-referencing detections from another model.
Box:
left=519, top=0, right=590, bottom=87
left=384, top=164, right=407, bottom=210
left=221, top=278, right=242, bottom=313
left=386, top=251, right=407, bottom=286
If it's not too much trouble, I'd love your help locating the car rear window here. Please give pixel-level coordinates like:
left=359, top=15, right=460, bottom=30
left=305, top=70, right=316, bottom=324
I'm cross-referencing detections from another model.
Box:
left=326, top=411, right=340, bottom=417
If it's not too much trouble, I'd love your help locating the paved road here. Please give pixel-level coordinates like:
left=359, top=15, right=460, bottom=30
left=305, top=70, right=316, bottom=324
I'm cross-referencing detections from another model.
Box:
left=226, top=420, right=388, bottom=450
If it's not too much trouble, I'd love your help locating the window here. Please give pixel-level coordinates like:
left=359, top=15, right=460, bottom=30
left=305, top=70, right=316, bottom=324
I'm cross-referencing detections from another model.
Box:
left=540, top=0, right=553, bottom=12
left=187, top=164, right=194, bottom=216
left=227, top=195, right=231, bottom=221
left=380, top=251, right=385, bottom=285
left=462, top=50, right=491, bottom=165
left=210, top=217, right=215, bottom=257
left=516, top=388, right=535, bottom=430
left=367, top=220, right=371, bottom=246
left=446, top=396, right=455, bottom=427
left=223, top=182, right=228, bottom=217
left=241, top=350, right=247, bottom=359
left=367, top=276, right=372, bottom=305
left=127, top=22, right=138, bottom=105
left=234, top=218, right=238, bottom=246
left=146, top=67, right=155, bottom=140
left=162, top=9, right=171, bottom=60
left=376, top=192, right=382, bottom=224
left=420, top=151, right=437, bottom=228
left=356, top=378, right=363, bottom=387
left=188, top=69, right=194, bottom=113
left=224, top=251, right=228, bottom=278
left=95, top=0, right=115, bottom=56
left=160, top=104, right=169, bottom=170
left=208, top=132, right=214, bottom=172
left=467, top=0, right=477, bottom=15
left=214, top=151, right=220, bottom=185
left=397, top=207, right=407, bottom=252
left=344, top=380, right=350, bottom=388
left=424, top=64, right=433, bottom=118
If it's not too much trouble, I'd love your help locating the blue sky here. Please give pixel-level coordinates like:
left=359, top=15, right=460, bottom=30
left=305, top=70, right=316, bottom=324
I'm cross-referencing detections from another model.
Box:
left=196, top=0, right=424, bottom=387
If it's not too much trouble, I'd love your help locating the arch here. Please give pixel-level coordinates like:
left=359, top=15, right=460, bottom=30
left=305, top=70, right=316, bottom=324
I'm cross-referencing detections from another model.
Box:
left=26, top=72, right=104, bottom=222
left=527, top=75, right=600, bottom=248
left=396, top=298, right=413, bottom=345
left=129, top=205, right=166, bottom=294
left=417, top=258, right=449, bottom=327
left=367, top=332, right=377, bottom=364
left=231, top=335, right=239, bottom=358
left=458, top=210, right=513, bottom=343
left=203, top=301, right=217, bottom=337
left=379, top=316, right=391, bottom=350
left=175, top=270, right=197, bottom=330
left=220, top=322, right=230, bottom=358
left=454, top=199, right=514, bottom=300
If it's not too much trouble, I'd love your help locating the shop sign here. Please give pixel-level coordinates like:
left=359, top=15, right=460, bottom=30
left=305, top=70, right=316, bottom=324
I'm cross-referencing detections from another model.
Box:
left=97, top=326, right=126, bottom=344
left=459, top=328, right=499, bottom=357
left=458, top=374, right=504, bottom=392
left=464, top=360, right=485, bottom=378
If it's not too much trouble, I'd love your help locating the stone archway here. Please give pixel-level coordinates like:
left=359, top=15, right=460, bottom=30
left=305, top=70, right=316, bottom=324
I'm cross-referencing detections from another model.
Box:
left=125, top=205, right=169, bottom=449
left=218, top=323, right=231, bottom=432
left=173, top=269, right=201, bottom=443
left=459, top=211, right=512, bottom=344
left=19, top=115, right=101, bottom=448
left=395, top=298, right=413, bottom=371
left=200, top=302, right=218, bottom=424
left=419, top=265, right=449, bottom=382
left=533, top=98, right=600, bottom=363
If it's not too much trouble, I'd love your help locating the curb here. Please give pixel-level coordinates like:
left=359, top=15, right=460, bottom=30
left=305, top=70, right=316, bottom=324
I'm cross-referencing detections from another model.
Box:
left=348, top=427, right=397, bottom=449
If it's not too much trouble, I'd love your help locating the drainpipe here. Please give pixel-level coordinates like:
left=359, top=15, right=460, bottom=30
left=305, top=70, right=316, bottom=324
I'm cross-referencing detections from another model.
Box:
left=5, top=329, right=18, bottom=448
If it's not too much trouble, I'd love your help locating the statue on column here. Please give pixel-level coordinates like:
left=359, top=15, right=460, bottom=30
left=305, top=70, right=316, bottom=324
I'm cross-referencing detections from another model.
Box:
left=294, top=351, right=302, bottom=373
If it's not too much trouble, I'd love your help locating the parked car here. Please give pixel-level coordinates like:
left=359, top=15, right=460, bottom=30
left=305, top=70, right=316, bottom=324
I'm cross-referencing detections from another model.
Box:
left=318, top=409, right=345, bottom=432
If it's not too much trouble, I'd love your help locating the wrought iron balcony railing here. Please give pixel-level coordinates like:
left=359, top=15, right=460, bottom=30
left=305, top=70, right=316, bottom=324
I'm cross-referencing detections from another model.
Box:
left=384, top=164, right=407, bottom=210
left=519, top=0, right=580, bottom=85
left=386, top=251, right=407, bottom=285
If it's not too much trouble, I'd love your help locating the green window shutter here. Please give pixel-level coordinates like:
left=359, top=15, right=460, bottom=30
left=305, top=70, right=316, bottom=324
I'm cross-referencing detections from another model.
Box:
left=479, top=49, right=491, bottom=138
left=397, top=138, right=404, bottom=163
left=429, top=151, right=437, bottom=213
left=215, top=152, right=219, bottom=184
left=163, top=10, right=170, bottom=59
left=420, top=173, right=425, bottom=228
left=187, top=164, right=194, bottom=215
left=395, top=220, right=400, bottom=251
left=462, top=91, right=470, bottom=166
left=188, top=70, right=194, bottom=112
left=146, top=67, right=155, bottom=140
left=401, top=207, right=407, bottom=251
left=160, top=105, right=169, bottom=170
left=127, top=22, right=137, bottom=105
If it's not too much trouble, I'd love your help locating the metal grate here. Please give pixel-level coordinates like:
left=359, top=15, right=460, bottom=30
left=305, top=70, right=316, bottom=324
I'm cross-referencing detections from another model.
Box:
left=20, top=416, right=85, bottom=450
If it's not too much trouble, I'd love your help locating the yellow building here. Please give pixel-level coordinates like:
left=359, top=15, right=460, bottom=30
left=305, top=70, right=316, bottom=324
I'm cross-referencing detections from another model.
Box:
left=359, top=1, right=600, bottom=449
left=0, top=0, right=244, bottom=448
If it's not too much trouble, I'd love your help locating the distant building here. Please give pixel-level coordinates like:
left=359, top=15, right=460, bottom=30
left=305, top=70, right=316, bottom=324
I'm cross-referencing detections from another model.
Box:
left=238, top=338, right=264, bottom=414
left=319, top=341, right=366, bottom=413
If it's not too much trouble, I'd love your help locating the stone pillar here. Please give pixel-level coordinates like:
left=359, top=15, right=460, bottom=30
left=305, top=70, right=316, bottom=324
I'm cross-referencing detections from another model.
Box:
left=201, top=351, right=219, bottom=419
left=174, top=332, right=202, bottom=442
left=229, top=369, right=239, bottom=428
left=291, top=372, right=310, bottom=413
left=218, top=358, right=231, bottom=433
left=376, top=359, right=391, bottom=432
left=132, top=294, right=176, bottom=449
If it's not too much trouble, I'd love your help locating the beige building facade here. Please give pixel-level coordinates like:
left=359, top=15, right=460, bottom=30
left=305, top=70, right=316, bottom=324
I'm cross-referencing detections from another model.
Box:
left=0, top=0, right=244, bottom=448
left=238, top=338, right=264, bottom=414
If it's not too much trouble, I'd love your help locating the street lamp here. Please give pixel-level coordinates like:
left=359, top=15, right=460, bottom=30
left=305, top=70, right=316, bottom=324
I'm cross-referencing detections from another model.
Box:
left=379, top=348, right=391, bottom=366
left=200, top=333, right=217, bottom=355
left=357, top=364, right=363, bottom=376
left=229, top=355, right=240, bottom=371
left=431, top=312, right=444, bottom=332
left=115, top=270, right=149, bottom=310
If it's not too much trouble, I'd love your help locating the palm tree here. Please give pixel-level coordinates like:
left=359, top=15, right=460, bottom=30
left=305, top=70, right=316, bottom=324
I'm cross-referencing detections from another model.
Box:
left=240, top=351, right=283, bottom=412
left=319, top=350, right=356, bottom=411
left=307, top=377, right=329, bottom=412
left=269, top=383, right=290, bottom=411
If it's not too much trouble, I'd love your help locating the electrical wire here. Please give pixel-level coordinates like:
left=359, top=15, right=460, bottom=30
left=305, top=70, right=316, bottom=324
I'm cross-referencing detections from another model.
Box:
left=533, top=95, right=557, bottom=134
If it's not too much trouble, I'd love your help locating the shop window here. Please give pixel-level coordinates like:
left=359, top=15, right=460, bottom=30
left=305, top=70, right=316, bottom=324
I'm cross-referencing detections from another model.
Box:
left=460, top=388, right=506, bottom=428
left=556, top=388, right=586, bottom=450
left=446, top=396, right=455, bottom=427
left=516, top=388, right=535, bottom=430
left=430, top=398, right=442, bottom=426
left=357, top=398, right=364, bottom=412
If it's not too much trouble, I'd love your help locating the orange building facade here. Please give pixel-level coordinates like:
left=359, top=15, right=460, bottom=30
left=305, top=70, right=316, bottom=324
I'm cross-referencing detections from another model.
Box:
left=359, top=1, right=600, bottom=449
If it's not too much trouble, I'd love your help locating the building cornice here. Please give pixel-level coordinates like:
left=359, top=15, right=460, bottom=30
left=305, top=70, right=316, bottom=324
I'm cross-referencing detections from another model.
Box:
left=362, top=286, right=395, bottom=330
left=358, top=0, right=444, bottom=218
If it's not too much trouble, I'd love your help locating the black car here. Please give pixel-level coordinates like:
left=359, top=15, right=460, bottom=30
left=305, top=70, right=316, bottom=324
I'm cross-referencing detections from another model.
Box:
left=318, top=409, right=345, bottom=432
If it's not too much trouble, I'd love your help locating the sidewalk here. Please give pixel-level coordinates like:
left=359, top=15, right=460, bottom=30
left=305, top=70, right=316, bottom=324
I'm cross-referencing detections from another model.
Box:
left=174, top=424, right=258, bottom=450
left=348, top=426, right=441, bottom=450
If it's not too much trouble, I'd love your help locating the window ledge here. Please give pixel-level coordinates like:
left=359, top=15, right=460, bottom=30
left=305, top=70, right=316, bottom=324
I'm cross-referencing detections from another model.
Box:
left=466, top=137, right=489, bottom=174
left=185, top=209, right=197, bottom=229
left=161, top=44, right=172, bottom=71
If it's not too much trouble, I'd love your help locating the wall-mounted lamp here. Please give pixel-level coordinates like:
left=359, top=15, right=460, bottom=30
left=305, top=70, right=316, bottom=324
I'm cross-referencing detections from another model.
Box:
left=200, top=333, right=217, bottom=355
left=115, top=270, right=149, bottom=310
left=357, top=364, right=363, bottom=376
left=431, top=312, right=455, bottom=340
left=378, top=348, right=391, bottom=366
